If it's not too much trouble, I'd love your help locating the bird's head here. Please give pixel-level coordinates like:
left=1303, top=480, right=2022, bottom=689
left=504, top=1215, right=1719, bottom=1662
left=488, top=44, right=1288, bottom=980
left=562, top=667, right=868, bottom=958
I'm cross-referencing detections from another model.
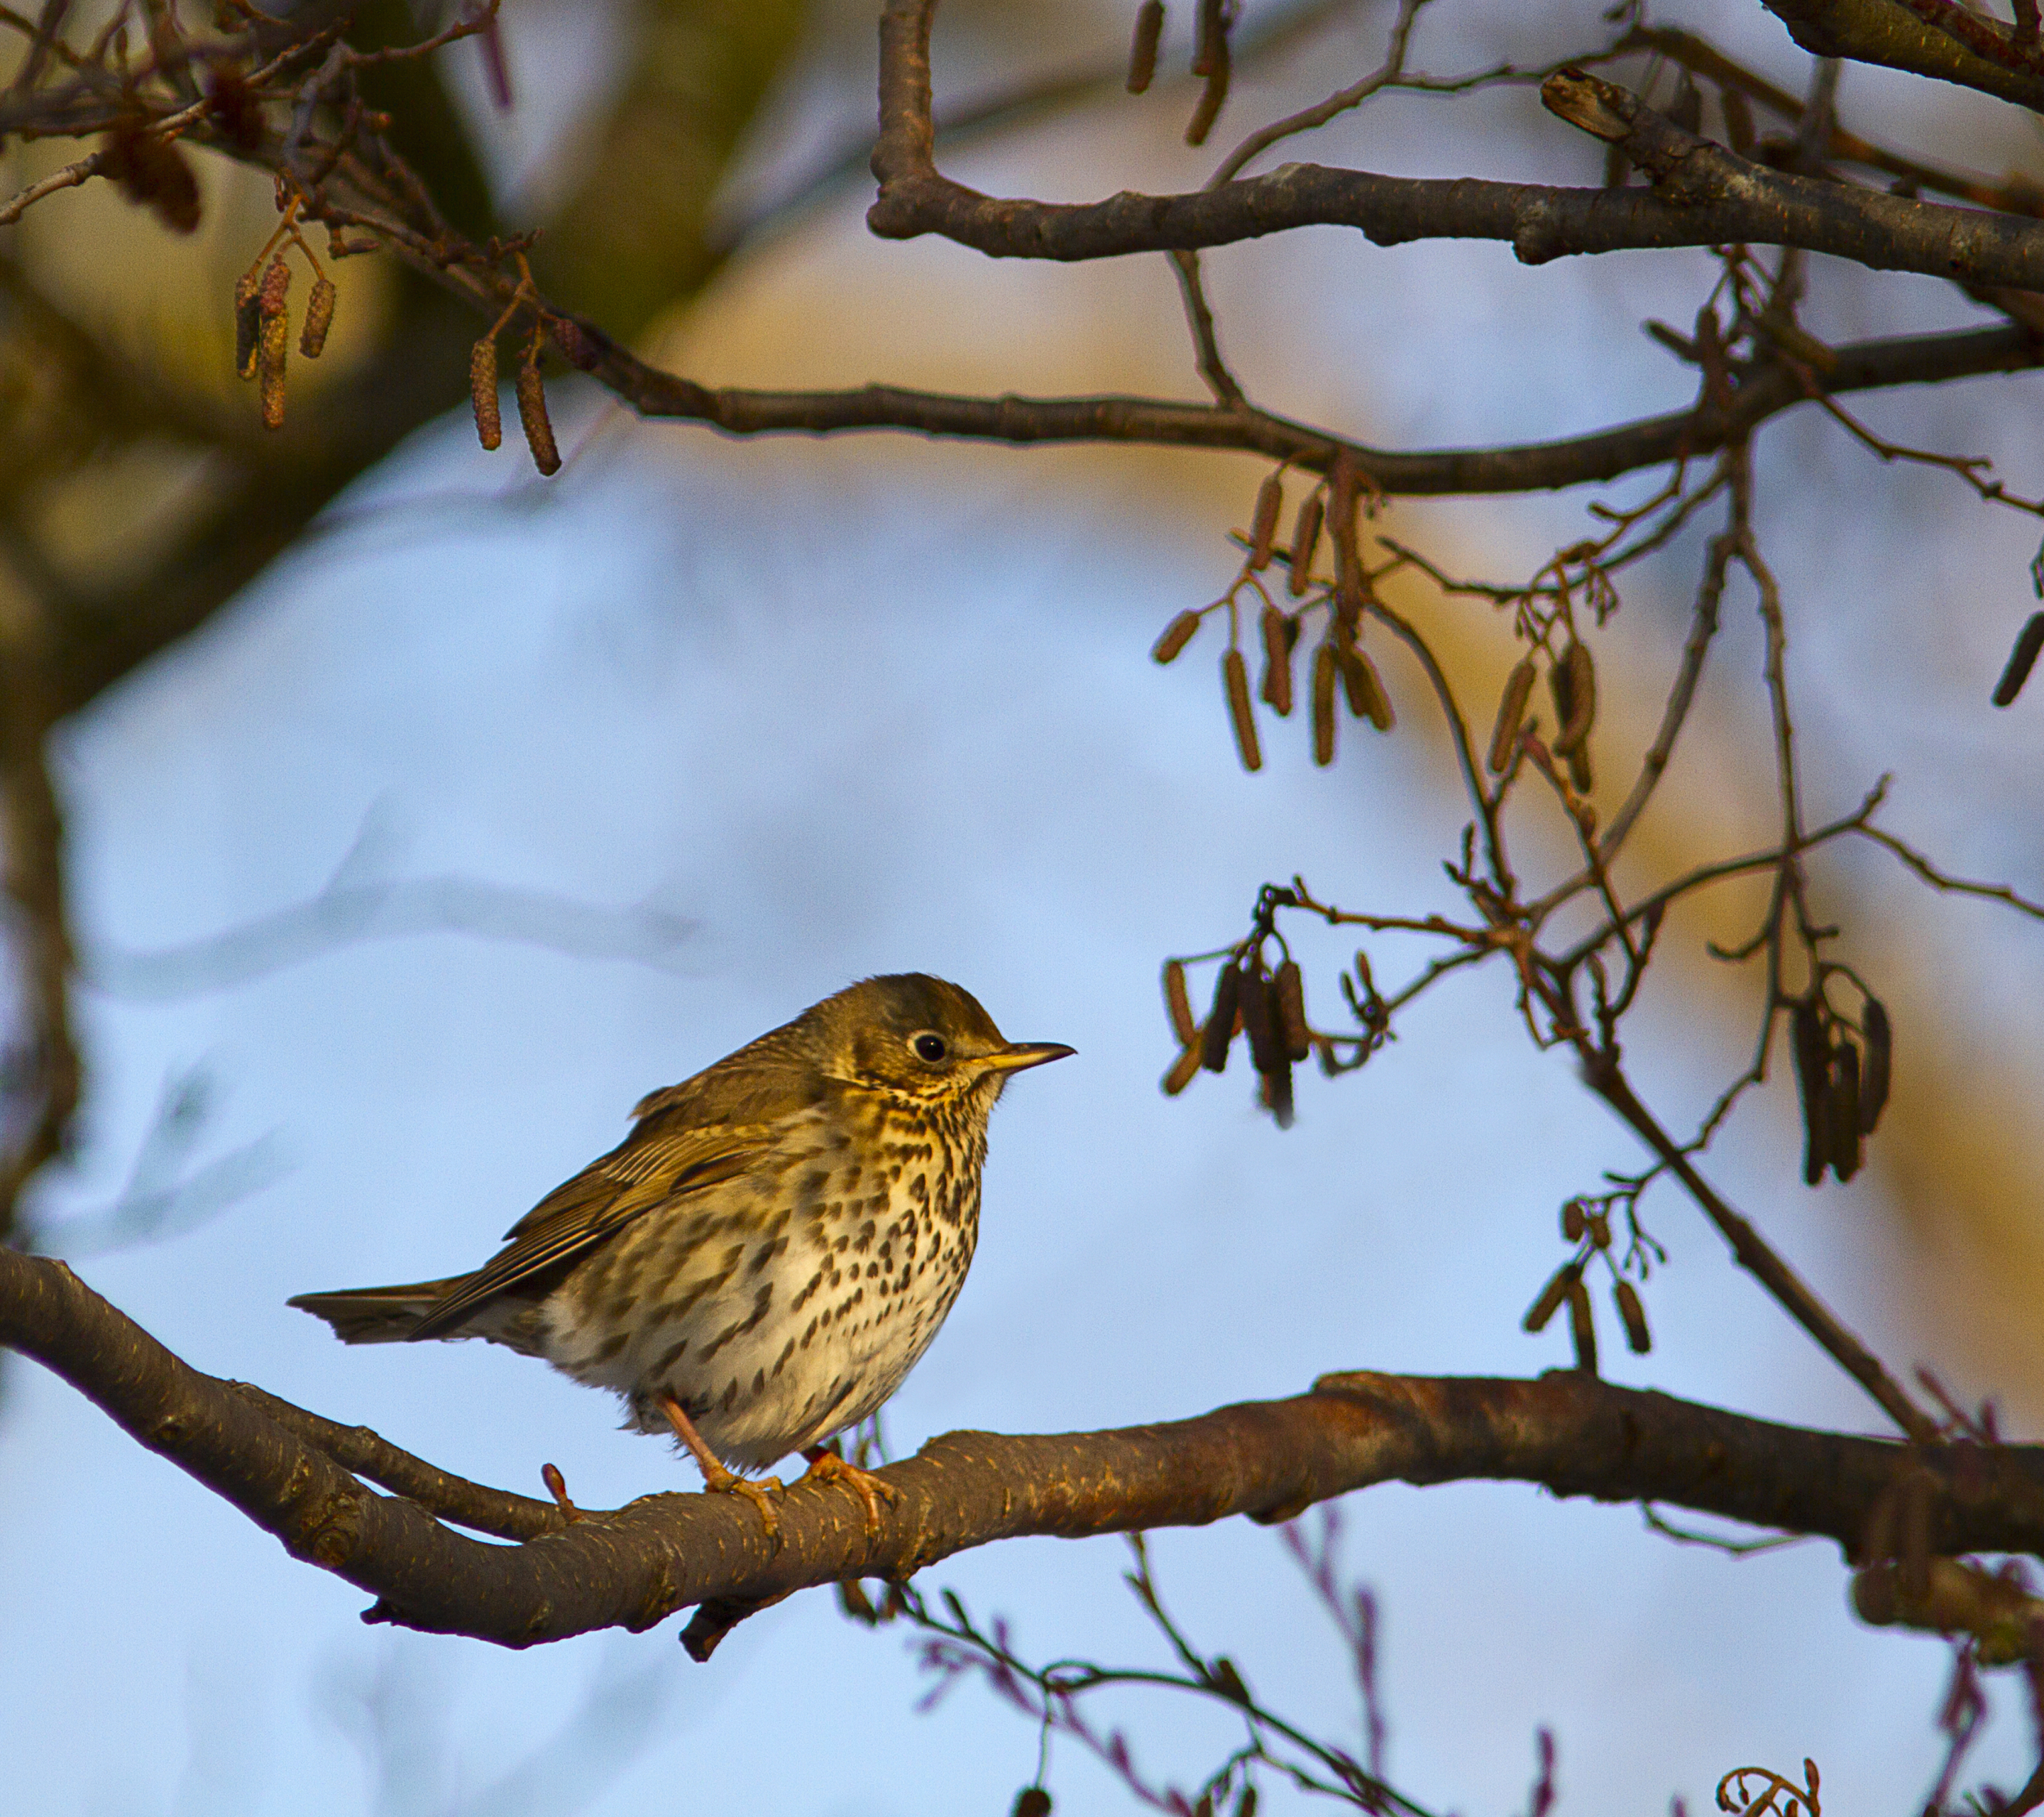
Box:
left=816, top=974, right=1072, bottom=1107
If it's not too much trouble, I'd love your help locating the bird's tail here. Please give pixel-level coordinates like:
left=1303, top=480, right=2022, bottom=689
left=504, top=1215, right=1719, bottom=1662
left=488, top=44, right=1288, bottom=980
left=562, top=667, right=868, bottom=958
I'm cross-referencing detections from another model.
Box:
left=287, top=1278, right=467, bottom=1344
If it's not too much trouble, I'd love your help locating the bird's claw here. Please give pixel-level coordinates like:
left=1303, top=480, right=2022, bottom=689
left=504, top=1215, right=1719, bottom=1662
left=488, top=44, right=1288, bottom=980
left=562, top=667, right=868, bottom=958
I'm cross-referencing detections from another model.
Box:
left=798, top=1447, right=900, bottom=1540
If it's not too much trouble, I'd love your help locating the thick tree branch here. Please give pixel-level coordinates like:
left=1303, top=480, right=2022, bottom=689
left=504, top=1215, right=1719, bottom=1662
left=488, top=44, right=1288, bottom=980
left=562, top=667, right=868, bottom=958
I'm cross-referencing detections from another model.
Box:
left=1763, top=0, right=2044, bottom=112
left=9, top=1248, right=2044, bottom=1654
left=868, top=0, right=2044, bottom=289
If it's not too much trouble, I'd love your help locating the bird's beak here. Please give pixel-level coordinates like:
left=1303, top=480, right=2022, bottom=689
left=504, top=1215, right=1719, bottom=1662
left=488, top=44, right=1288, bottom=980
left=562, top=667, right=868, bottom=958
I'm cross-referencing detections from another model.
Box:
left=981, top=1041, right=1076, bottom=1074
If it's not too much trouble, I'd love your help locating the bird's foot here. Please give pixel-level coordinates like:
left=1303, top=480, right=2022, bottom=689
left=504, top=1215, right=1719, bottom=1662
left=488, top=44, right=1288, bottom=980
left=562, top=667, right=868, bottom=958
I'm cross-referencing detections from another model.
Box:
left=659, top=1393, right=784, bottom=1544
left=798, top=1445, right=900, bottom=1540
left=540, top=1461, right=583, bottom=1524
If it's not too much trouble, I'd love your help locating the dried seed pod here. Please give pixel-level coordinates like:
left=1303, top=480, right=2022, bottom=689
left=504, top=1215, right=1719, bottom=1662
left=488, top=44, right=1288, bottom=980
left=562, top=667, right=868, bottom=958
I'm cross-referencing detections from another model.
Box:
left=1287, top=493, right=1322, bottom=596
left=1613, top=1280, right=1652, bottom=1354
left=1339, top=647, right=1395, bottom=732
left=1551, top=640, right=1595, bottom=755
left=470, top=336, right=502, bottom=450
left=1312, top=642, right=1338, bottom=767
left=1153, top=610, right=1201, bottom=664
left=516, top=359, right=561, bottom=474
left=1259, top=606, right=1294, bottom=715
left=233, top=270, right=262, bottom=380
left=1164, top=960, right=1197, bottom=1048
left=1488, top=657, right=1537, bottom=773
left=1859, top=998, right=1891, bottom=1133
left=1274, top=960, right=1309, bottom=1060
left=1993, top=611, right=2044, bottom=707
left=299, top=276, right=336, bottom=358
left=1260, top=1058, right=1295, bottom=1128
left=1791, top=997, right=1832, bottom=1188
left=1202, top=961, right=1241, bottom=1072
left=1828, top=1038, right=1862, bottom=1182
left=257, top=257, right=290, bottom=429
left=1248, top=473, right=1282, bottom=570
left=1126, top=0, right=1165, bottom=94
left=1241, top=963, right=1284, bottom=1075
left=1522, top=1261, right=1579, bottom=1334
left=1185, top=59, right=1229, bottom=146
left=1222, top=647, right=1261, bottom=771
left=1566, top=1277, right=1598, bottom=1373
left=1162, top=1042, right=1203, bottom=1096
left=1561, top=1200, right=1586, bottom=1241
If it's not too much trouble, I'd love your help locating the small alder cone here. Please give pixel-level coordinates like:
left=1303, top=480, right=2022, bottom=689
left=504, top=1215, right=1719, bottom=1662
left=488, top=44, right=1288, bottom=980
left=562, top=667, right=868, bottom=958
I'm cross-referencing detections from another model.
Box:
left=1259, top=606, right=1295, bottom=715
left=257, top=256, right=290, bottom=430
left=300, top=277, right=336, bottom=358
left=1288, top=493, right=1322, bottom=596
left=1488, top=657, right=1537, bottom=773
left=470, top=338, right=502, bottom=450
left=1126, top=0, right=1164, bottom=94
left=1152, top=610, right=1200, bottom=664
left=516, top=360, right=561, bottom=475
left=1222, top=647, right=1261, bottom=771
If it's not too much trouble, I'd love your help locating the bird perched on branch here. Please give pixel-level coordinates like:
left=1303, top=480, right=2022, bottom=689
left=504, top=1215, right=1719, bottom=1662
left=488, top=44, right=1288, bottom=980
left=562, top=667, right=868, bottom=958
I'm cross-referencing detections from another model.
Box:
left=290, top=974, right=1072, bottom=1535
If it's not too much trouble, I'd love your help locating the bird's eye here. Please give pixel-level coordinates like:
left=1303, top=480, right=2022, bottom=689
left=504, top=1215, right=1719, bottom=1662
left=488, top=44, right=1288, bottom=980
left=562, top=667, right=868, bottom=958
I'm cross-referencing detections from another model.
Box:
left=912, top=1033, right=949, bottom=1064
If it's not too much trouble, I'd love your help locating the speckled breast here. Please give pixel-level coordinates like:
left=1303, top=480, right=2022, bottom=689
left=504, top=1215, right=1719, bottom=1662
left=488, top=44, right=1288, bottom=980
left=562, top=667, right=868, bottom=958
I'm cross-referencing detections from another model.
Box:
left=537, top=1089, right=990, bottom=1472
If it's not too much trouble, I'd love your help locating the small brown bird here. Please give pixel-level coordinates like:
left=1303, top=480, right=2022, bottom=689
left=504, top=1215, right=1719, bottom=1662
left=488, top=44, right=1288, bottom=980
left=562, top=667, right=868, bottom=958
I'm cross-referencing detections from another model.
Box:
left=290, top=975, right=1072, bottom=1532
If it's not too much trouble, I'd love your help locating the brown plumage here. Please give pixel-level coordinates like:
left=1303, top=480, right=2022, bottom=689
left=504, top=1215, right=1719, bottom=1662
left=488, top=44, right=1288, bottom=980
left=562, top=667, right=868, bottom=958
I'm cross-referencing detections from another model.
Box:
left=290, top=975, right=1070, bottom=1527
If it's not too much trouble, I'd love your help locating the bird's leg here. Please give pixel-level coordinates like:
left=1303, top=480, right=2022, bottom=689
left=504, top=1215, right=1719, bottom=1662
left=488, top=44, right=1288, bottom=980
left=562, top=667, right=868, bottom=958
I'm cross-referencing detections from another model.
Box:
left=796, top=1442, right=900, bottom=1539
left=658, top=1394, right=784, bottom=1541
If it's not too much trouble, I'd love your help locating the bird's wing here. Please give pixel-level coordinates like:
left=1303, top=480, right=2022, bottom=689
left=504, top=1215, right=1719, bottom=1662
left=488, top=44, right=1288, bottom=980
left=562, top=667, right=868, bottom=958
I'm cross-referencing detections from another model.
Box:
left=408, top=1119, right=774, bottom=1340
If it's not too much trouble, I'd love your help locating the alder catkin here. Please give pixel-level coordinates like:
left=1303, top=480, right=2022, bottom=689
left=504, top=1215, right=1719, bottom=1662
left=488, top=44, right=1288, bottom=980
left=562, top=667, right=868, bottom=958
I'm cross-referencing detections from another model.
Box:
left=233, top=270, right=261, bottom=380
left=1488, top=657, right=1537, bottom=773
left=1522, top=1261, right=1578, bottom=1334
left=1241, top=963, right=1284, bottom=1075
left=1312, top=641, right=1338, bottom=767
left=1613, top=1280, right=1652, bottom=1354
left=257, top=256, right=290, bottom=429
left=1274, top=960, right=1309, bottom=1061
left=1161, top=1042, right=1202, bottom=1096
left=1223, top=647, right=1262, bottom=771
left=299, top=276, right=336, bottom=358
left=1202, top=962, right=1241, bottom=1072
left=1859, top=998, right=1891, bottom=1133
left=1185, top=60, right=1229, bottom=146
left=1261, top=1058, right=1295, bottom=1128
left=1828, top=1038, right=1862, bottom=1182
left=516, top=359, right=561, bottom=474
left=1126, top=0, right=1164, bottom=93
left=1566, top=1277, right=1598, bottom=1373
left=1192, top=0, right=1225, bottom=75
left=1341, top=647, right=1395, bottom=732
left=470, top=336, right=502, bottom=450
left=1152, top=610, right=1201, bottom=664
left=1992, top=611, right=2044, bottom=707
left=1248, top=473, right=1282, bottom=570
left=1791, top=997, right=1832, bottom=1188
left=1287, top=493, right=1322, bottom=596
left=1163, top=960, right=1197, bottom=1048
left=1259, top=606, right=1293, bottom=715
left=1552, top=640, right=1596, bottom=754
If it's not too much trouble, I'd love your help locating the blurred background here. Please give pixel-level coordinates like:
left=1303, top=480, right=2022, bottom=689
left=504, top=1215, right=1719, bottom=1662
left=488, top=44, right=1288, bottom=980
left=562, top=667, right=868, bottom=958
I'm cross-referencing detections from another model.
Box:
left=4, top=0, right=2044, bottom=1810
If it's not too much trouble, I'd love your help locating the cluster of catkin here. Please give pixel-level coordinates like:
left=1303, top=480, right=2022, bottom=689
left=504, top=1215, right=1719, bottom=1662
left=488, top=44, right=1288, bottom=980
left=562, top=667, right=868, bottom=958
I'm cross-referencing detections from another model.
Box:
left=231, top=241, right=337, bottom=429
left=1159, top=951, right=1310, bottom=1126
left=1153, top=462, right=1395, bottom=773
left=1790, top=992, right=1891, bottom=1187
left=1124, top=0, right=1236, bottom=147
left=1485, top=636, right=1598, bottom=792
left=1523, top=1201, right=1654, bottom=1373
left=469, top=317, right=560, bottom=476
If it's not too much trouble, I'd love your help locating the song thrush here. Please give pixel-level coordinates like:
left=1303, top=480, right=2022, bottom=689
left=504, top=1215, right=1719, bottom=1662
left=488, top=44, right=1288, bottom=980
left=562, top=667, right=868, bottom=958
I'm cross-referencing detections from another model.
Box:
left=290, top=975, right=1071, bottom=1533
